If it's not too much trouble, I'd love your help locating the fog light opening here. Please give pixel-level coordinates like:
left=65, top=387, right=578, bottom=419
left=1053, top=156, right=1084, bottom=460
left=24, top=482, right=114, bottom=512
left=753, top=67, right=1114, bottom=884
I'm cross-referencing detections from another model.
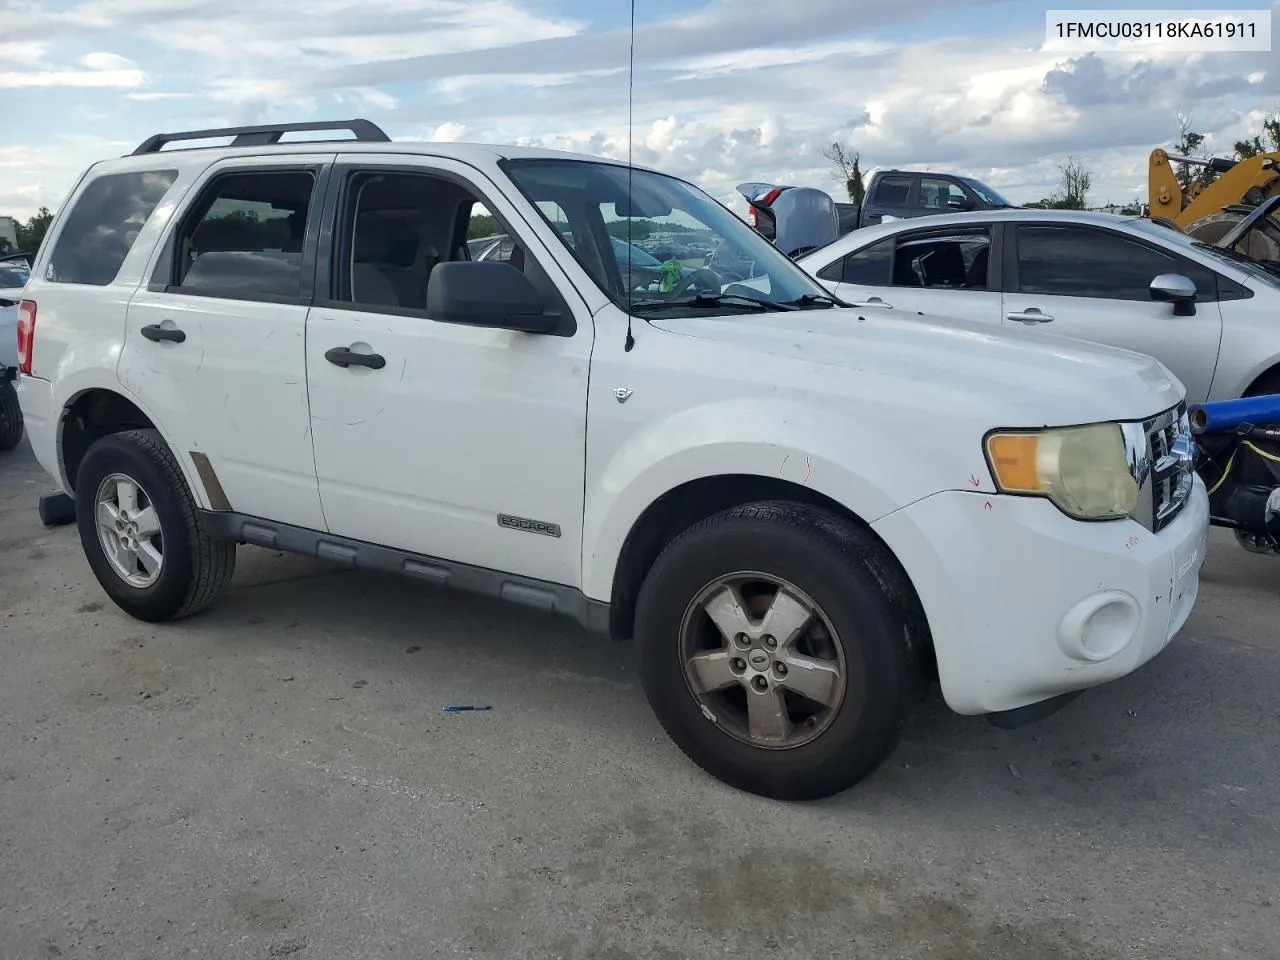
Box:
left=1058, top=591, right=1141, bottom=663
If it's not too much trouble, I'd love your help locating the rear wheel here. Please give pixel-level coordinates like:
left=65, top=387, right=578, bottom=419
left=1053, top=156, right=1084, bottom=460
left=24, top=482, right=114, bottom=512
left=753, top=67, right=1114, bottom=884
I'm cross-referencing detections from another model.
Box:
left=1185, top=210, right=1280, bottom=262
left=74, top=429, right=235, bottom=622
left=1244, top=369, right=1280, bottom=399
left=635, top=500, right=927, bottom=801
left=0, top=380, right=23, bottom=451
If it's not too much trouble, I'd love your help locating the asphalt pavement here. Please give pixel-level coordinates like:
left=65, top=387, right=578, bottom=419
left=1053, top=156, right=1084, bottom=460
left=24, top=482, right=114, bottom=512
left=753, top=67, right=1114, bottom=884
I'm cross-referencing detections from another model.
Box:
left=1, top=436, right=1276, bottom=960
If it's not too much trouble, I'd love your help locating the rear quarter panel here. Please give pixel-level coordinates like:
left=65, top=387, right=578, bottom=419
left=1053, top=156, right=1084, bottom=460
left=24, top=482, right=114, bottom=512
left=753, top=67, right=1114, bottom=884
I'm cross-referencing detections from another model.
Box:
left=1210, top=279, right=1280, bottom=399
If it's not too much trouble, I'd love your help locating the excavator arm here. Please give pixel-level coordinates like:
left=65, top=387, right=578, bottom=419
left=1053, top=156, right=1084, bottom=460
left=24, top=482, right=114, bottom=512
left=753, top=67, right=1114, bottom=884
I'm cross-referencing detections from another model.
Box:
left=1149, top=148, right=1280, bottom=261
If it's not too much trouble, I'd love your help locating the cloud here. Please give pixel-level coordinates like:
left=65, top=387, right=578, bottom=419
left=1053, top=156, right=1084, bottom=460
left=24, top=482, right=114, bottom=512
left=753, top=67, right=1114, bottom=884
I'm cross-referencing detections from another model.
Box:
left=0, top=50, right=146, bottom=88
left=1, top=0, right=1278, bottom=220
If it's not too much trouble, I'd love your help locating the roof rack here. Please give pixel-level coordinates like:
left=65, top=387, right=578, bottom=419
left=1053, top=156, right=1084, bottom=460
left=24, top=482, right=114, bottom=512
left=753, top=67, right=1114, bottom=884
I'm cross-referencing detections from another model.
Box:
left=130, top=119, right=391, bottom=156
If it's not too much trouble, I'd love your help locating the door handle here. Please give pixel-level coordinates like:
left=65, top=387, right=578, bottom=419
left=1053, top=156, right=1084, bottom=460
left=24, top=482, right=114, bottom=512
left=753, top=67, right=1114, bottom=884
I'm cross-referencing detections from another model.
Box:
left=325, top=346, right=386, bottom=370
left=1006, top=309, right=1054, bottom=324
left=140, top=323, right=186, bottom=343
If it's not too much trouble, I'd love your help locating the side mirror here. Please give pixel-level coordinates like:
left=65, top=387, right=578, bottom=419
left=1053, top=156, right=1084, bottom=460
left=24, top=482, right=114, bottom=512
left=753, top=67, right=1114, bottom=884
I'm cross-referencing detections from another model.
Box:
left=1150, top=273, right=1197, bottom=316
left=427, top=261, right=559, bottom=334
left=946, top=196, right=972, bottom=211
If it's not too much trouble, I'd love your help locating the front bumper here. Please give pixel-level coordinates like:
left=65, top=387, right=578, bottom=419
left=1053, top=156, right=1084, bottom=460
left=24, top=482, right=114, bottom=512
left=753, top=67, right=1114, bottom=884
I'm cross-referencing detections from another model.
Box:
left=871, top=478, right=1210, bottom=716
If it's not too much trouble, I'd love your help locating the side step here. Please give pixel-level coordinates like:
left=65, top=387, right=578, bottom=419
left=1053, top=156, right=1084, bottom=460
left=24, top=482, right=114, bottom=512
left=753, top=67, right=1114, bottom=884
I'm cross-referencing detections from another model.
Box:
left=197, top=510, right=613, bottom=638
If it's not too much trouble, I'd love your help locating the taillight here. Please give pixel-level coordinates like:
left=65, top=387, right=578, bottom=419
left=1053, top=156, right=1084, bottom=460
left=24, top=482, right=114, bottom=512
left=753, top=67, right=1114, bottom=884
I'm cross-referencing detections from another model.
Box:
left=760, top=188, right=782, bottom=206
left=747, top=206, right=758, bottom=226
left=16, top=300, right=35, bottom=375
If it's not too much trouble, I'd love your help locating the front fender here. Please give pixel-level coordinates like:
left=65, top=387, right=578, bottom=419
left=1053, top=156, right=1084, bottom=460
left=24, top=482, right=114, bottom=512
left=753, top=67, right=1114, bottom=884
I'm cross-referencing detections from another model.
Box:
left=579, top=397, right=994, bottom=601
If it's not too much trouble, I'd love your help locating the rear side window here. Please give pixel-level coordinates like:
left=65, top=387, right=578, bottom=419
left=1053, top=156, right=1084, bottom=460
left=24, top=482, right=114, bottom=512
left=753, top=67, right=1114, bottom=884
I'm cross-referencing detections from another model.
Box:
left=871, top=177, right=912, bottom=206
left=172, top=170, right=316, bottom=301
left=46, top=169, right=178, bottom=286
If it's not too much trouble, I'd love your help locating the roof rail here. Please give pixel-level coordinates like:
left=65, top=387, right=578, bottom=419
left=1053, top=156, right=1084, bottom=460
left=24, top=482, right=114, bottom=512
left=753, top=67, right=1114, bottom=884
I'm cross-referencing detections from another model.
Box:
left=130, top=119, right=391, bottom=155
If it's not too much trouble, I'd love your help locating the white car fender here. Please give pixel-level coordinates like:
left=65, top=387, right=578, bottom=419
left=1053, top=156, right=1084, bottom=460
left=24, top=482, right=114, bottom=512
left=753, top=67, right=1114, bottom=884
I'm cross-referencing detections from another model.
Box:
left=578, top=395, right=994, bottom=603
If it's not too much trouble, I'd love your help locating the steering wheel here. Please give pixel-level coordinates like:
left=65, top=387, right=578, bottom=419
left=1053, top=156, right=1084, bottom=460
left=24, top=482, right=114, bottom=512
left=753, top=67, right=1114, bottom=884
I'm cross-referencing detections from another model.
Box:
left=669, top=267, right=724, bottom=299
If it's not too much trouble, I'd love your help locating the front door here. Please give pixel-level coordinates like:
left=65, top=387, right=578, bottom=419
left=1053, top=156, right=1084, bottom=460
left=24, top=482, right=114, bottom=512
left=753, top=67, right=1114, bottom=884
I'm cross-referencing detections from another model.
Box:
left=824, top=223, right=1004, bottom=326
left=303, top=156, right=593, bottom=587
left=1001, top=223, right=1224, bottom=404
left=124, top=155, right=333, bottom=530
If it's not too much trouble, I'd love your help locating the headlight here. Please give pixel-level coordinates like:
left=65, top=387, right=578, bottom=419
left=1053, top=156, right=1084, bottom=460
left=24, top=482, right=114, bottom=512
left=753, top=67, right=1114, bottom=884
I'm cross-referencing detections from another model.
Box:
left=984, top=422, right=1140, bottom=520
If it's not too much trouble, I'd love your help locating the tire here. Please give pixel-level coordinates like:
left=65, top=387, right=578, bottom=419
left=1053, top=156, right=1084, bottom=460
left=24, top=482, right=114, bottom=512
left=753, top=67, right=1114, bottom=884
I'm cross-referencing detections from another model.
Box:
left=1244, top=369, right=1280, bottom=399
left=74, top=428, right=236, bottom=622
left=635, top=500, right=928, bottom=801
left=0, top=380, right=23, bottom=452
left=1185, top=211, right=1280, bottom=263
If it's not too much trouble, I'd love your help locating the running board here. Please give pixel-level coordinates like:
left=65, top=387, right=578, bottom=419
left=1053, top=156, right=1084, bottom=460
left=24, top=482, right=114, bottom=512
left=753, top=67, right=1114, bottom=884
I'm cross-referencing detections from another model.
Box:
left=197, top=510, right=612, bottom=637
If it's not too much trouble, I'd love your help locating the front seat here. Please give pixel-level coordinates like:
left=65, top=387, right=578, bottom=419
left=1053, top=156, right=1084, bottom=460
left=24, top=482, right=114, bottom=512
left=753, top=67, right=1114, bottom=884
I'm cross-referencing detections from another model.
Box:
left=350, top=229, right=399, bottom=307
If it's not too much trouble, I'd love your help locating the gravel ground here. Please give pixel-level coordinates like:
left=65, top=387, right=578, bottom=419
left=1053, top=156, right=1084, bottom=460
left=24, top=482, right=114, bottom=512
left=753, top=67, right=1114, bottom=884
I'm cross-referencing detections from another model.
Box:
left=1, top=436, right=1277, bottom=960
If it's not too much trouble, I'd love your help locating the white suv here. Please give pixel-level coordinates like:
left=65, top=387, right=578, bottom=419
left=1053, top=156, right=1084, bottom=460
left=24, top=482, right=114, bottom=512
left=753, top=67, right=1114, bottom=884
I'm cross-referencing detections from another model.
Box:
left=15, top=120, right=1209, bottom=800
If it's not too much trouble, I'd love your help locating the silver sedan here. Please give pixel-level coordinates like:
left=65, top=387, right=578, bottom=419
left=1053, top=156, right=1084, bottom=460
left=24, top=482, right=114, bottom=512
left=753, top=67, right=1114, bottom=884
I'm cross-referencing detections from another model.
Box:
left=796, top=208, right=1280, bottom=403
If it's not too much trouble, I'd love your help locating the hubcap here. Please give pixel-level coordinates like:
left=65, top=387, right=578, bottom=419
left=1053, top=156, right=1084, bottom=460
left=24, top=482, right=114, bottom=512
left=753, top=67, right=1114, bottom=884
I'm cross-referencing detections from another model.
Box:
left=95, top=473, right=164, bottom=588
left=678, top=573, right=847, bottom=750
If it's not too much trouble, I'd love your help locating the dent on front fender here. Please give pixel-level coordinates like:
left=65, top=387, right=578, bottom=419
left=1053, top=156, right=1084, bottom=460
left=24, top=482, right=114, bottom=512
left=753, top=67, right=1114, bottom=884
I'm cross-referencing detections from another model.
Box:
left=578, top=396, right=974, bottom=602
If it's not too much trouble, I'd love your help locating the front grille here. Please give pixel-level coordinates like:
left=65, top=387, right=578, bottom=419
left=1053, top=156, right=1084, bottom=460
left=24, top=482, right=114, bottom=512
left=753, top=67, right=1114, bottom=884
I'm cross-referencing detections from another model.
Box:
left=1145, top=402, right=1193, bottom=533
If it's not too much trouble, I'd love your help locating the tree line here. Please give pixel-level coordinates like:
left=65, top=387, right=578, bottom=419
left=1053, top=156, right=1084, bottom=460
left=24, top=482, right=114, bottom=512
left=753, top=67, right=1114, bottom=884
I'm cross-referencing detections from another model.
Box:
left=0, top=207, right=53, bottom=254
left=821, top=106, right=1280, bottom=215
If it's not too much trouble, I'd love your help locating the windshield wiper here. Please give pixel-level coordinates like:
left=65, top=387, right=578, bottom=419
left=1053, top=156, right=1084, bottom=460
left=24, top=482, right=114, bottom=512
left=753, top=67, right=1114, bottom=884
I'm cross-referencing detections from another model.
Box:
left=782, top=293, right=844, bottom=309
left=630, top=293, right=798, bottom=313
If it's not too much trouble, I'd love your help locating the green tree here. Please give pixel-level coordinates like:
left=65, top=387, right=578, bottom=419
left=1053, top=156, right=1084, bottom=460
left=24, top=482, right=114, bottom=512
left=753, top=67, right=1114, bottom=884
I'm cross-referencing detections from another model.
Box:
left=15, top=207, right=53, bottom=253
left=1172, top=113, right=1216, bottom=191
left=467, top=214, right=501, bottom=239
left=822, top=142, right=865, bottom=204
left=1233, top=110, right=1280, bottom=159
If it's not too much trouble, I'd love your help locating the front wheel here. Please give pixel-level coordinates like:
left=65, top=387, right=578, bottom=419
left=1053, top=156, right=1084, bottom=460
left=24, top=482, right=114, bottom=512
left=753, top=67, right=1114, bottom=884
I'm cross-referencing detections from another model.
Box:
left=74, top=429, right=236, bottom=622
left=635, top=501, right=928, bottom=801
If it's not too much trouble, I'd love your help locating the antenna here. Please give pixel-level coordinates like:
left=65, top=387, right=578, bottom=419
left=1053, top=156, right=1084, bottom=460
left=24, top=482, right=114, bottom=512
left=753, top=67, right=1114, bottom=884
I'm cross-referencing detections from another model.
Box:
left=624, top=0, right=637, bottom=352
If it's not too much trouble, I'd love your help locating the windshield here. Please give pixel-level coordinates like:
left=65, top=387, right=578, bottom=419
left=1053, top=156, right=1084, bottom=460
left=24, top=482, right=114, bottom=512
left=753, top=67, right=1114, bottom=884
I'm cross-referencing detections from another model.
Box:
left=503, top=159, right=838, bottom=317
left=611, top=236, right=663, bottom=269
left=1123, top=215, right=1280, bottom=287
left=960, top=177, right=1013, bottom=208
left=0, top=260, right=30, bottom=289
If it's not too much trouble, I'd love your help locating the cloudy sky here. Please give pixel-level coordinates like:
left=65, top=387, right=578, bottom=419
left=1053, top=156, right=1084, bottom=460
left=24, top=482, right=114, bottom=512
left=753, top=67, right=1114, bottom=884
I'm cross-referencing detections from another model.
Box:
left=1, top=0, right=1277, bottom=221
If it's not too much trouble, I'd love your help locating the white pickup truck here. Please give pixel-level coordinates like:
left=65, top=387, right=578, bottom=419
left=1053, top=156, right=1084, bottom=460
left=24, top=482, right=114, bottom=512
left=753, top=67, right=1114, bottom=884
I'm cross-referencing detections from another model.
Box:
left=15, top=119, right=1208, bottom=800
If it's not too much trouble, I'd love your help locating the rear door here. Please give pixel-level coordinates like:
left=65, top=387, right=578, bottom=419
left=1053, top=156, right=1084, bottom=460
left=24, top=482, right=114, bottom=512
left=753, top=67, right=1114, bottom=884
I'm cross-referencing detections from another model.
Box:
left=1001, top=222, right=1225, bottom=403
left=816, top=222, right=1005, bottom=325
left=124, top=155, right=333, bottom=530
left=861, top=175, right=915, bottom=225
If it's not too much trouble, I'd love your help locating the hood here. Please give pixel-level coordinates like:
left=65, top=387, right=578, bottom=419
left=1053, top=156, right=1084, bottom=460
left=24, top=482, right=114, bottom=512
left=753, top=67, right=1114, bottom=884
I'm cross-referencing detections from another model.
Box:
left=648, top=306, right=1184, bottom=428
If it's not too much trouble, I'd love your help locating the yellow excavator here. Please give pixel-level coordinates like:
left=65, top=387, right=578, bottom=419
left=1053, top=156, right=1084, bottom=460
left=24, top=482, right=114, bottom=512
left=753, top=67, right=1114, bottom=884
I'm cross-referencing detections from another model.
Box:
left=1148, top=148, right=1280, bottom=261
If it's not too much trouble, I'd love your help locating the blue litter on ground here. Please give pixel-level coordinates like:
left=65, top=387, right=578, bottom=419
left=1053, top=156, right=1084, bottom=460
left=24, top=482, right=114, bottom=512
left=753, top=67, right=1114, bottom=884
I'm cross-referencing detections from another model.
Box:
left=441, top=704, right=492, bottom=713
